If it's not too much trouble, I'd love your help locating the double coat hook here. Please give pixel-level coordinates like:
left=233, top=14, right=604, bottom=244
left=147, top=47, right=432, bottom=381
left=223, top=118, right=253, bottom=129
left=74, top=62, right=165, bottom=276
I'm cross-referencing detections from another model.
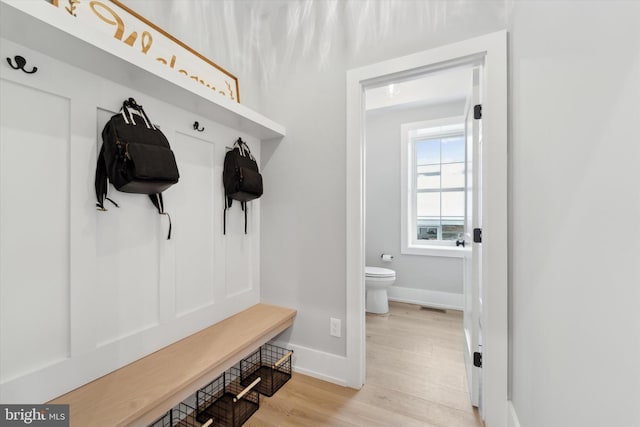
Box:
left=6, top=55, right=38, bottom=74
left=193, top=121, right=205, bottom=132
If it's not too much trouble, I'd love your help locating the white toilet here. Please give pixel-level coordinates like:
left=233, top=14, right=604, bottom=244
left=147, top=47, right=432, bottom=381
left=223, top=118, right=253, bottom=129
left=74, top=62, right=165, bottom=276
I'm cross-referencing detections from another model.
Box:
left=365, top=266, right=396, bottom=314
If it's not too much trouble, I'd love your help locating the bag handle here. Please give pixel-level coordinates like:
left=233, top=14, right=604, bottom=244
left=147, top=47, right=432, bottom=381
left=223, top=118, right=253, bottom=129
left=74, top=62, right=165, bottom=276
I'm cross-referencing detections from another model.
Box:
left=233, top=377, right=261, bottom=402
left=234, top=137, right=255, bottom=160
left=122, top=98, right=156, bottom=130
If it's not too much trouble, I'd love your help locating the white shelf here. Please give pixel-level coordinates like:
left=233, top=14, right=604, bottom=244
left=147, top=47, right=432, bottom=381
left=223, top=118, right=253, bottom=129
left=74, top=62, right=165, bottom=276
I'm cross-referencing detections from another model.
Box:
left=0, top=0, right=285, bottom=140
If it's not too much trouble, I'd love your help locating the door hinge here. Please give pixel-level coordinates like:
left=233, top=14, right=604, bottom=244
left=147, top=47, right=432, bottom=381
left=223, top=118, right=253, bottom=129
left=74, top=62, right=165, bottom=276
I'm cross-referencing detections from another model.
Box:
left=473, top=351, right=482, bottom=368
left=474, top=104, right=482, bottom=120
left=473, top=228, right=482, bottom=243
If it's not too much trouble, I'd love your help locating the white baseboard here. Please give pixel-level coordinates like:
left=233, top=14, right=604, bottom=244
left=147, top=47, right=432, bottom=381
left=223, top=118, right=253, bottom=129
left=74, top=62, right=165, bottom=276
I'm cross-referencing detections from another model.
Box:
left=387, top=286, right=463, bottom=310
left=508, top=401, right=522, bottom=427
left=269, top=340, right=350, bottom=387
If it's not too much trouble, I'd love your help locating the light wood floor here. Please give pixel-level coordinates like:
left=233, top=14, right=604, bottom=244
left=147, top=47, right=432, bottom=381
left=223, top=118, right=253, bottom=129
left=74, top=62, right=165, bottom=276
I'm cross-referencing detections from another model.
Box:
left=246, top=301, right=482, bottom=427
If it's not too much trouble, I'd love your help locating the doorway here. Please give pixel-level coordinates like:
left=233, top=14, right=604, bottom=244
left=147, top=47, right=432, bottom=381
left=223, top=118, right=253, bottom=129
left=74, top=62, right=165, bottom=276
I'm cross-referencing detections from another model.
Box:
left=363, top=60, right=481, bottom=407
left=346, top=31, right=508, bottom=427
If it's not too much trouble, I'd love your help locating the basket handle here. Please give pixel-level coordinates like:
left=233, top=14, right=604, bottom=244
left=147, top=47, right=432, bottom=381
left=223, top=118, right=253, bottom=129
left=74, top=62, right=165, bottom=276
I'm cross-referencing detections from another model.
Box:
left=233, top=377, right=261, bottom=402
left=201, top=419, right=213, bottom=427
left=273, top=351, right=294, bottom=369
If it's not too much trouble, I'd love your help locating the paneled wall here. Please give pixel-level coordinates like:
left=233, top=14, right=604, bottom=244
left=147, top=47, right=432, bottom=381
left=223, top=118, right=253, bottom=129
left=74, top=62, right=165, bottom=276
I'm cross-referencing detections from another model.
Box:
left=0, top=37, right=260, bottom=403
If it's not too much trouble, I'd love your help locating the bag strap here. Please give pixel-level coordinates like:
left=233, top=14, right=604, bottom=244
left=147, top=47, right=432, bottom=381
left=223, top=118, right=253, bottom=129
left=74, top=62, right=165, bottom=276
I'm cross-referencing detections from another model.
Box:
left=223, top=196, right=233, bottom=235
left=95, top=146, right=107, bottom=210
left=95, top=145, right=119, bottom=211
left=224, top=198, right=251, bottom=234
left=149, top=193, right=172, bottom=240
left=224, top=201, right=248, bottom=235
left=242, top=201, right=248, bottom=234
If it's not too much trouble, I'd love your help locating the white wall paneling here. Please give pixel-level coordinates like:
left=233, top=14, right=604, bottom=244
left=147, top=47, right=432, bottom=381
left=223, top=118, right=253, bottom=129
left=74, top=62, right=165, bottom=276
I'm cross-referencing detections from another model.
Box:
left=95, top=104, right=162, bottom=347
left=0, top=36, right=263, bottom=403
left=169, top=131, right=217, bottom=318
left=0, top=79, right=71, bottom=385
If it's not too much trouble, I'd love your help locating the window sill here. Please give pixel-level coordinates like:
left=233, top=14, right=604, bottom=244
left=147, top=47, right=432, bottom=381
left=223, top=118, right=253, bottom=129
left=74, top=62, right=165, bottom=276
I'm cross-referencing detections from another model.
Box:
left=401, top=245, right=468, bottom=258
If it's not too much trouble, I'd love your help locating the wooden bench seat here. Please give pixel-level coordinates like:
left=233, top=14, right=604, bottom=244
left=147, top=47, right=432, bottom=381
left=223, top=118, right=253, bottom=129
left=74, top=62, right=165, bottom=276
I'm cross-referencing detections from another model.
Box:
left=49, top=303, right=296, bottom=427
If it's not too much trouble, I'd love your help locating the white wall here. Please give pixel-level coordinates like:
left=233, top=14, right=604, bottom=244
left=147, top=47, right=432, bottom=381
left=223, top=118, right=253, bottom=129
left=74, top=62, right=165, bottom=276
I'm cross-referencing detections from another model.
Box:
left=365, top=101, right=465, bottom=303
left=256, top=1, right=640, bottom=425
left=258, top=1, right=506, bottom=358
left=508, top=1, right=640, bottom=426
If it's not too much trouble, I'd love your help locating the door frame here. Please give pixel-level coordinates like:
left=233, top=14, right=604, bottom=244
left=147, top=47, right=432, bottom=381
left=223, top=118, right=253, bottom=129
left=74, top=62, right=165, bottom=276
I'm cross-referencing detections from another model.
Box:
left=345, top=30, right=508, bottom=426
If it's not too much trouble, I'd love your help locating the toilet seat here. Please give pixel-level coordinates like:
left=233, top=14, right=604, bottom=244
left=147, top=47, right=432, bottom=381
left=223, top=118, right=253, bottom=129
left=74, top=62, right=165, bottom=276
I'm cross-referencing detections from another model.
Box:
left=365, top=266, right=395, bottom=278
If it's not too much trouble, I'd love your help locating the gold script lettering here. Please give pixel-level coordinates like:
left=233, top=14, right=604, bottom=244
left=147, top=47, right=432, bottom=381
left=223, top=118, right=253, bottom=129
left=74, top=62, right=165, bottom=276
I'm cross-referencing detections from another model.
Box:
left=225, top=81, right=235, bottom=101
left=141, top=32, right=152, bottom=54
left=157, top=57, right=230, bottom=99
left=65, top=0, right=80, bottom=16
left=124, top=31, right=137, bottom=46
left=55, top=0, right=236, bottom=102
left=156, top=55, right=177, bottom=68
left=90, top=1, right=125, bottom=41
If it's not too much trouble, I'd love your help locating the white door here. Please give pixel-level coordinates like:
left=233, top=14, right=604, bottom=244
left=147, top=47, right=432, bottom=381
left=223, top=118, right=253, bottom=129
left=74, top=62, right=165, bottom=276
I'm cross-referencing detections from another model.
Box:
left=463, top=66, right=483, bottom=410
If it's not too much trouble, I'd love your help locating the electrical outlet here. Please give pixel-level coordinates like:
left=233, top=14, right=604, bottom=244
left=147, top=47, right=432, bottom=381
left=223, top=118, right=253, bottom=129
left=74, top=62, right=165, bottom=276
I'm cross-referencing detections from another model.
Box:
left=330, top=318, right=341, bottom=338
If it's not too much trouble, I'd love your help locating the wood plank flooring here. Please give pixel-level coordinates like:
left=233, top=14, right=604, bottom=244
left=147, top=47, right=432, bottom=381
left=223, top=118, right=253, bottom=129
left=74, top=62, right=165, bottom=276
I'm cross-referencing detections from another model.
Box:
left=247, top=301, right=482, bottom=426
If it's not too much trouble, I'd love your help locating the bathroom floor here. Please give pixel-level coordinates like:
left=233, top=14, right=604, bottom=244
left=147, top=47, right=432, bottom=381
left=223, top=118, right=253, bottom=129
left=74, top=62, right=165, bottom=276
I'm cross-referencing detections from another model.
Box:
left=247, top=301, right=482, bottom=426
left=365, top=301, right=482, bottom=426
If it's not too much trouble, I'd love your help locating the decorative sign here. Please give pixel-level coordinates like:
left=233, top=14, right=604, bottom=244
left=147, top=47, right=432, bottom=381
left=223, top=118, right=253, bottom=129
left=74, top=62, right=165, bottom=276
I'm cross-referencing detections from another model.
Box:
left=48, top=0, right=240, bottom=103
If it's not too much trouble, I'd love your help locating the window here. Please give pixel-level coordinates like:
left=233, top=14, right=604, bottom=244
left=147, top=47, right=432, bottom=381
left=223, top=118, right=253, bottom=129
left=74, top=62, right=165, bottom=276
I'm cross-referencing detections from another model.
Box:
left=401, top=118, right=466, bottom=256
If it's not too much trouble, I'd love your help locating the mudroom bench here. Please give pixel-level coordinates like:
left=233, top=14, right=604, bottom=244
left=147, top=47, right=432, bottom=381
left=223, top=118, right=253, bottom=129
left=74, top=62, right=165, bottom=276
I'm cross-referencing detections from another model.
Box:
left=48, top=304, right=296, bottom=427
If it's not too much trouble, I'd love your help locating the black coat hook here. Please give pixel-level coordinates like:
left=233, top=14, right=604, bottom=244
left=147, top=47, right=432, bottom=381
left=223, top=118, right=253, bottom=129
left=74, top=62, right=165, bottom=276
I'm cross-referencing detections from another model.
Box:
left=6, top=55, right=37, bottom=74
left=193, top=121, right=204, bottom=132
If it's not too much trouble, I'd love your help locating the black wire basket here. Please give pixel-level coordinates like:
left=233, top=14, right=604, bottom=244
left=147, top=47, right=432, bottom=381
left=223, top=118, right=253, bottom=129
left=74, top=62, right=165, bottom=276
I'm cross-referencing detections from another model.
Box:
left=240, top=343, right=293, bottom=397
left=148, top=402, right=213, bottom=427
left=196, top=366, right=260, bottom=427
